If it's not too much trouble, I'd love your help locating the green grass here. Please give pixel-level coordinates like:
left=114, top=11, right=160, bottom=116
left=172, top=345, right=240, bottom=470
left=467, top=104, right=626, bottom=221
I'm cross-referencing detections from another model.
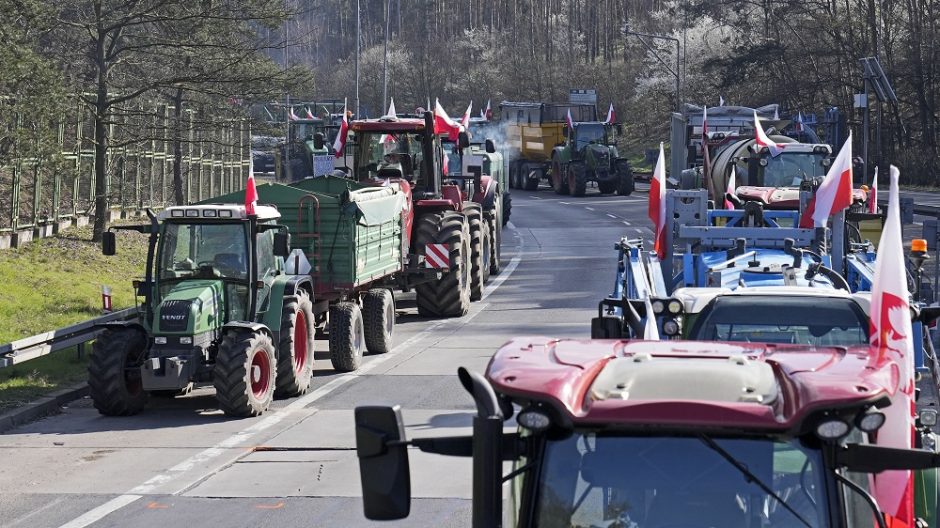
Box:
left=0, top=223, right=149, bottom=410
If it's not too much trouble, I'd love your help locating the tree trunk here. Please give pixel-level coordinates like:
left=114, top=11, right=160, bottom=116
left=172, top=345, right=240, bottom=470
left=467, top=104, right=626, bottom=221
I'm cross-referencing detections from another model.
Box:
left=92, top=11, right=109, bottom=243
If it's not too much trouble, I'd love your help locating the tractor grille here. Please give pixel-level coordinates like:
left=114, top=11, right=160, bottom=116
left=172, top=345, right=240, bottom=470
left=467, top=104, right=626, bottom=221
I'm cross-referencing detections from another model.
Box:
left=159, top=300, right=192, bottom=332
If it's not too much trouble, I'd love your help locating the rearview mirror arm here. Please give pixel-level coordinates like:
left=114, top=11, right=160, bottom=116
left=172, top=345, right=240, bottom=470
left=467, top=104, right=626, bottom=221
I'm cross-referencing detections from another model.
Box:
left=835, top=443, right=940, bottom=472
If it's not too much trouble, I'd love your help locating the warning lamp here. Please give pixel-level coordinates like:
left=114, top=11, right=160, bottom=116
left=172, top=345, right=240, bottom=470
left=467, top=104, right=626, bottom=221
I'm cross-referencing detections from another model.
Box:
left=912, top=239, right=928, bottom=253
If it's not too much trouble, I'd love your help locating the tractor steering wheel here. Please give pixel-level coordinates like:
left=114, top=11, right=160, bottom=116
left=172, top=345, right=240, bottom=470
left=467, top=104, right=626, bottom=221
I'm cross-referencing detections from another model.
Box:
left=195, top=261, right=222, bottom=278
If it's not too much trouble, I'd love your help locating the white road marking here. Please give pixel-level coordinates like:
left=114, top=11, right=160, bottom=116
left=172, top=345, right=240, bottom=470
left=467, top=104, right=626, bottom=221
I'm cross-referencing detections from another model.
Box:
left=622, top=221, right=631, bottom=226
left=585, top=207, right=595, bottom=211
left=56, top=223, right=525, bottom=528
left=606, top=214, right=617, bottom=219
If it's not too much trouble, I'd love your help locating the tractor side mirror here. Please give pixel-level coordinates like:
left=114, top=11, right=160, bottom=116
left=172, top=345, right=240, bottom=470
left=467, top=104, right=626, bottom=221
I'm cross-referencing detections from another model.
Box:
left=273, top=232, right=290, bottom=257
left=102, top=231, right=116, bottom=256
left=484, top=139, right=496, bottom=154
left=355, top=406, right=412, bottom=520
left=313, top=132, right=325, bottom=150
left=458, top=131, right=470, bottom=149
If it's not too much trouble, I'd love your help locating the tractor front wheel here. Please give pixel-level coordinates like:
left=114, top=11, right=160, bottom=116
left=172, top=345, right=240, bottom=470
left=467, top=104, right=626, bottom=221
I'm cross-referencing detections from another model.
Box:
left=363, top=289, right=395, bottom=354
left=214, top=328, right=276, bottom=417
left=275, top=291, right=315, bottom=398
left=597, top=171, right=617, bottom=194
left=568, top=162, right=588, bottom=197
left=486, top=211, right=502, bottom=276
left=616, top=160, right=635, bottom=196
left=415, top=211, right=471, bottom=317
left=466, top=203, right=487, bottom=301
left=501, top=192, right=512, bottom=226
left=88, top=327, right=148, bottom=416
left=329, top=302, right=365, bottom=372
left=552, top=158, right=569, bottom=195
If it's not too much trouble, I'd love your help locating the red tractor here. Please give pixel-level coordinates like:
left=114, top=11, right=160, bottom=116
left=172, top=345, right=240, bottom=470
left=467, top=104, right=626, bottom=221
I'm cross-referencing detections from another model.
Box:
left=347, top=111, right=496, bottom=316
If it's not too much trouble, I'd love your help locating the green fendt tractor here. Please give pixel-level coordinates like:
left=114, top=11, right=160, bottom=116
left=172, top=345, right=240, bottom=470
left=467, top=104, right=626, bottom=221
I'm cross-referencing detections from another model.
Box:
left=91, top=204, right=315, bottom=417
left=550, top=121, right=634, bottom=197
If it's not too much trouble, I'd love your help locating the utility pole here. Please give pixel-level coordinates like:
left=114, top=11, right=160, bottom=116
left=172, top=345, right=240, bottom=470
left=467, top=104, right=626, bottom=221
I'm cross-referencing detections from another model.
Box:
left=383, top=0, right=390, bottom=111
left=355, top=0, right=361, bottom=117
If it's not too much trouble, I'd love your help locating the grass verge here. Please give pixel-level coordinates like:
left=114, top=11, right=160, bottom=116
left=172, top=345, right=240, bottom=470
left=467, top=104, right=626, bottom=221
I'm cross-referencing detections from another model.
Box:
left=0, top=223, right=149, bottom=411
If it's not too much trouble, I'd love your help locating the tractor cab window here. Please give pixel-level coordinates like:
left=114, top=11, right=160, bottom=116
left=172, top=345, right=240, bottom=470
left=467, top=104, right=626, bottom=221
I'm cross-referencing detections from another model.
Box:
left=356, top=132, right=423, bottom=181
left=573, top=124, right=607, bottom=152
left=760, top=152, right=828, bottom=187
left=535, top=433, right=829, bottom=528
left=158, top=222, right=249, bottom=281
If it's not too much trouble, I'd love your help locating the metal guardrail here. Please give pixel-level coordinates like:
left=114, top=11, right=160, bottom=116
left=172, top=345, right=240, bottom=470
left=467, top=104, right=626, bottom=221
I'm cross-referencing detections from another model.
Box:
left=0, top=308, right=138, bottom=369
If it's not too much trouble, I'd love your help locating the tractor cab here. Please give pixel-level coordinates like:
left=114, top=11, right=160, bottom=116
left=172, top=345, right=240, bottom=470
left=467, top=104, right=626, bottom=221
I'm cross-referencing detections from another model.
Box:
left=350, top=118, right=431, bottom=186
left=566, top=121, right=617, bottom=156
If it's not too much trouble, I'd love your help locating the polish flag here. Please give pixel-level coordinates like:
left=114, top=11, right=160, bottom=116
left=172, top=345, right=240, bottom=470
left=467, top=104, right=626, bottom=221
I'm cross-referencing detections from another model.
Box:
left=604, top=103, right=615, bottom=124
left=868, top=165, right=915, bottom=528
left=566, top=109, right=574, bottom=130
left=718, top=95, right=725, bottom=106
left=649, top=143, right=667, bottom=259
left=305, top=107, right=315, bottom=119
left=461, top=101, right=472, bottom=130
left=384, top=97, right=397, bottom=118
left=754, top=111, right=784, bottom=157
left=869, top=167, right=879, bottom=214
left=433, top=99, right=463, bottom=141
left=725, top=167, right=737, bottom=210
left=245, top=164, right=258, bottom=216
left=806, top=132, right=853, bottom=227
left=333, top=99, right=349, bottom=157
left=288, top=107, right=300, bottom=121
left=481, top=99, right=492, bottom=120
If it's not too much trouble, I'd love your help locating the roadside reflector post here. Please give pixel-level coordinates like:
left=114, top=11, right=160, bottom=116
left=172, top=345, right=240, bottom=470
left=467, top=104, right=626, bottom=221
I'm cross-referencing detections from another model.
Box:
left=101, top=285, right=113, bottom=313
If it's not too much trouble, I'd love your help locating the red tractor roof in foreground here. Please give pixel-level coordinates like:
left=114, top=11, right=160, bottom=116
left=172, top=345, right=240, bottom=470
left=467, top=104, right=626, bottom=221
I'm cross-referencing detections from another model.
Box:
left=350, top=118, right=426, bottom=133
left=486, top=338, right=899, bottom=433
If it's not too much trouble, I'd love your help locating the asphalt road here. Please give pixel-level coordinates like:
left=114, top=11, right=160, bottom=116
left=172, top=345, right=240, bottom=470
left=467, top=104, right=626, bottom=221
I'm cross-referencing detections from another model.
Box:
left=0, top=182, right=651, bottom=527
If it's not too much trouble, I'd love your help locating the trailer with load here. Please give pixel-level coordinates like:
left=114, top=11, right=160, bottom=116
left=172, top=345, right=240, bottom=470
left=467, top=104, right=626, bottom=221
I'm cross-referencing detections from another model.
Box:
left=353, top=338, right=940, bottom=527
left=500, top=101, right=596, bottom=191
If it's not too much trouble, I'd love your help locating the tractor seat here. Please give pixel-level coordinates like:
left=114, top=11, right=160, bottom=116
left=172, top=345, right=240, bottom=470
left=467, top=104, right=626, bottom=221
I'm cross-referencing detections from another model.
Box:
left=214, top=253, right=246, bottom=276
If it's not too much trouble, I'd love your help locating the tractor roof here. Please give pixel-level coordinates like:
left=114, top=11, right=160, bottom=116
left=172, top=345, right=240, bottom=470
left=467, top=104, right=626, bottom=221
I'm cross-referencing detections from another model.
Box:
left=486, top=338, right=893, bottom=434
left=159, top=204, right=280, bottom=221
left=350, top=117, right=426, bottom=133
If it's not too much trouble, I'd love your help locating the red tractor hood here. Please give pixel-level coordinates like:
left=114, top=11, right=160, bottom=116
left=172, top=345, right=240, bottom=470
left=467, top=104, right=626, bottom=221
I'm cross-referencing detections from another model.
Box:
left=735, top=186, right=867, bottom=210
left=486, top=338, right=898, bottom=434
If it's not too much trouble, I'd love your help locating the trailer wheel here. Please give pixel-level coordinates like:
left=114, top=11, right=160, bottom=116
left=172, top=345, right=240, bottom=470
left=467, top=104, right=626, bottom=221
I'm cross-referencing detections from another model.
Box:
left=501, top=191, right=512, bottom=226
left=486, top=211, right=502, bottom=276
left=415, top=211, right=471, bottom=317
left=88, top=328, right=148, bottom=416
left=329, top=302, right=365, bottom=372
left=616, top=160, right=635, bottom=196
left=568, top=162, right=588, bottom=197
left=465, top=203, right=487, bottom=300
left=552, top=158, right=570, bottom=195
left=214, top=328, right=276, bottom=417
left=275, top=291, right=315, bottom=398
left=363, top=289, right=395, bottom=354
left=523, top=168, right=540, bottom=191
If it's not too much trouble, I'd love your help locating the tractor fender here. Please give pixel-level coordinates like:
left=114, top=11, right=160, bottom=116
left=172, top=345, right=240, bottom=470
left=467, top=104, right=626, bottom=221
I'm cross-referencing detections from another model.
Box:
left=96, top=320, right=147, bottom=336
left=472, top=175, right=498, bottom=209
left=222, top=321, right=273, bottom=340
left=262, top=275, right=313, bottom=341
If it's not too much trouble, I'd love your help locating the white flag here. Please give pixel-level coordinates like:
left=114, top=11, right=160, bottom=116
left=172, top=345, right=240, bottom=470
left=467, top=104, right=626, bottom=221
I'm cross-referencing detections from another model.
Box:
left=643, top=297, right=660, bottom=340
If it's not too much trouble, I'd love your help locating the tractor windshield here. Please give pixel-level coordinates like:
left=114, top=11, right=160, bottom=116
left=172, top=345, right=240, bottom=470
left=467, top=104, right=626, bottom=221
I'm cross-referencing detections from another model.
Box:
left=158, top=222, right=249, bottom=281
left=689, top=296, right=868, bottom=346
left=760, top=152, right=828, bottom=187
left=354, top=131, right=424, bottom=181
left=573, top=123, right=607, bottom=152
left=534, top=433, right=829, bottom=528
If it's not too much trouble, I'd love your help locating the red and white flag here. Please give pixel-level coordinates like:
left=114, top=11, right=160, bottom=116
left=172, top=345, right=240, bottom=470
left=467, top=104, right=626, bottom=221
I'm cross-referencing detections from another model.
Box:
left=433, top=99, right=463, bottom=141
left=643, top=297, right=660, bottom=340
left=461, top=101, right=472, bottom=130
left=245, top=168, right=258, bottom=216
left=604, top=103, right=615, bottom=124
left=481, top=99, right=492, bottom=120
left=566, top=108, right=574, bottom=130
left=725, top=167, right=737, bottom=210
left=304, top=107, right=315, bottom=119
left=333, top=98, right=349, bottom=157
left=649, top=142, right=667, bottom=259
left=869, top=165, right=915, bottom=528
left=288, top=107, right=300, bottom=121
left=384, top=97, right=397, bottom=118
left=869, top=166, right=879, bottom=214
left=806, top=132, right=853, bottom=227
left=754, top=111, right=783, bottom=157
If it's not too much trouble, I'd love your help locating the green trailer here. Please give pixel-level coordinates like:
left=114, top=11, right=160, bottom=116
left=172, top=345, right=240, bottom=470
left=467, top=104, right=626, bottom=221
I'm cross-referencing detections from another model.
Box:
left=207, top=175, right=408, bottom=372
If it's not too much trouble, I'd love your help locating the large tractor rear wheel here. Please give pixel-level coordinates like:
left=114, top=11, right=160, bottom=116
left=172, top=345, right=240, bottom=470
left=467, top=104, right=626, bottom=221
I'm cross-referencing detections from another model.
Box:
left=486, top=211, right=502, bottom=276
left=214, top=328, right=276, bottom=417
left=597, top=170, right=617, bottom=194
left=465, top=203, right=487, bottom=301
left=616, top=160, right=635, bottom=196
left=89, top=327, right=148, bottom=416
left=363, top=288, right=395, bottom=354
left=275, top=291, right=315, bottom=398
left=329, top=301, right=365, bottom=372
left=552, top=158, right=570, bottom=195
left=568, top=162, right=588, bottom=197
left=415, top=211, right=471, bottom=317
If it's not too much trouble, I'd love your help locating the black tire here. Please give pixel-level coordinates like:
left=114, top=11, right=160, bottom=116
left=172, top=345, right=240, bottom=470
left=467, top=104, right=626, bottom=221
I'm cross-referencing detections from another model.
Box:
left=329, top=301, right=365, bottom=372
left=569, top=162, right=588, bottom=197
left=502, top=192, right=512, bottom=226
left=481, top=216, right=492, bottom=285
left=616, top=160, right=635, bottom=196
left=363, top=289, right=395, bottom=354
left=88, top=328, right=148, bottom=416
left=508, top=161, right=518, bottom=189
left=486, top=212, right=502, bottom=276
left=597, top=171, right=617, bottom=194
left=552, top=157, right=570, bottom=195
left=275, top=291, right=315, bottom=398
left=523, top=168, right=540, bottom=191
left=214, top=329, right=276, bottom=417
left=415, top=211, right=471, bottom=317
left=465, top=203, right=486, bottom=301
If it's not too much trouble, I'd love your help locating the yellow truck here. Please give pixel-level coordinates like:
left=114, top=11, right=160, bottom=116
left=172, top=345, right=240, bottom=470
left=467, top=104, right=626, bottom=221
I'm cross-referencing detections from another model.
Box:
left=500, top=101, right=596, bottom=191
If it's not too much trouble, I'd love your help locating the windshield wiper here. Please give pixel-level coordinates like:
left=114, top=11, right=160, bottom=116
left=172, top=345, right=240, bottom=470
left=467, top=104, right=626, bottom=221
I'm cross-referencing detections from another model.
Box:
left=699, top=434, right=813, bottom=528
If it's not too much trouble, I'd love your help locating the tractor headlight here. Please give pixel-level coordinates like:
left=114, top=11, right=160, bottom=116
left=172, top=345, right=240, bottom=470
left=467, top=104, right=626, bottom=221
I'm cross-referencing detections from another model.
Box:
left=517, top=408, right=552, bottom=433
left=666, top=299, right=683, bottom=315
left=920, top=409, right=939, bottom=427
left=651, top=300, right=665, bottom=314
left=179, top=336, right=193, bottom=345
left=662, top=318, right=680, bottom=336
left=856, top=410, right=886, bottom=432
left=154, top=337, right=167, bottom=345
left=815, top=418, right=851, bottom=440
